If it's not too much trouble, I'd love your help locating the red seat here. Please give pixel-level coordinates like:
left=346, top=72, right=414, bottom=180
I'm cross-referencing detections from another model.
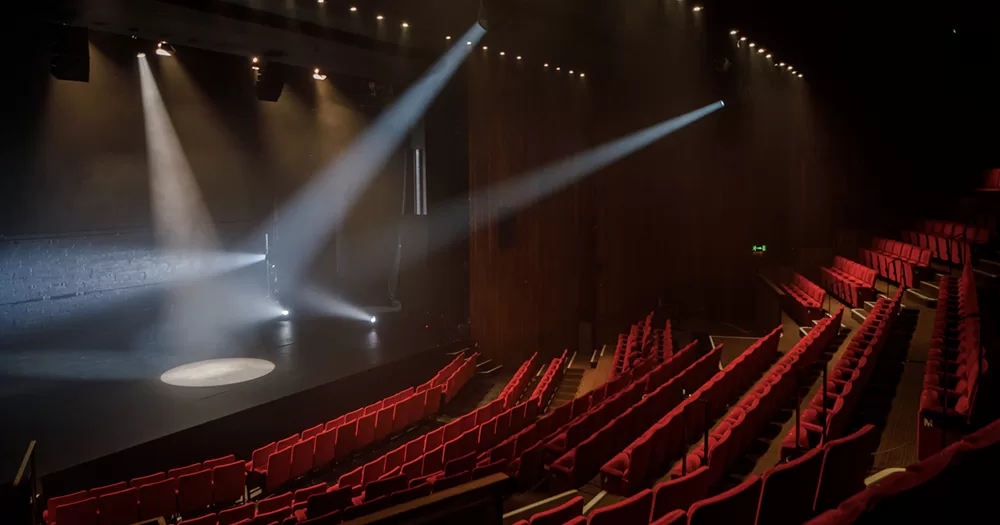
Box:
left=290, top=437, right=316, bottom=480
left=276, top=434, right=299, bottom=452
left=137, top=477, right=178, bottom=520
left=325, top=415, right=346, bottom=430
left=356, top=412, right=377, bottom=448
left=202, top=454, right=236, bottom=471
left=313, top=428, right=337, bottom=468
left=334, top=419, right=359, bottom=461
left=45, top=490, right=89, bottom=523
left=361, top=456, right=386, bottom=487
left=586, top=488, right=651, bottom=525
left=650, top=509, right=687, bottom=525
left=338, top=466, right=363, bottom=489
left=375, top=405, right=394, bottom=441
left=218, top=503, right=255, bottom=525
left=650, top=466, right=709, bottom=520
left=301, top=424, right=324, bottom=442
left=55, top=496, right=98, bottom=525
left=385, top=444, right=407, bottom=472
left=97, top=488, right=138, bottom=525
left=246, top=443, right=276, bottom=473
left=362, top=474, right=408, bottom=502
left=814, top=424, right=878, bottom=512
left=345, top=407, right=365, bottom=423
left=169, top=463, right=202, bottom=479
left=177, top=469, right=213, bottom=516
left=258, top=492, right=292, bottom=514
left=178, top=514, right=217, bottom=525
left=404, top=435, right=426, bottom=463
left=687, top=475, right=761, bottom=525
left=129, top=472, right=165, bottom=489
left=424, top=385, right=444, bottom=416
left=212, top=461, right=246, bottom=505
left=756, top=445, right=824, bottom=525
left=527, top=495, right=583, bottom=525
left=89, top=482, right=127, bottom=498
left=252, top=507, right=290, bottom=525
left=264, top=447, right=292, bottom=493
left=430, top=471, right=472, bottom=492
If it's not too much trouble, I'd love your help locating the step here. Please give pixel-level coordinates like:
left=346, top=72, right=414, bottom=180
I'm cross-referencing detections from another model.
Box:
left=862, top=301, right=877, bottom=314
left=475, top=358, right=494, bottom=369
left=904, top=288, right=938, bottom=308
left=918, top=280, right=940, bottom=297
left=851, top=308, right=868, bottom=325
left=979, top=258, right=1000, bottom=271
left=477, top=364, right=503, bottom=375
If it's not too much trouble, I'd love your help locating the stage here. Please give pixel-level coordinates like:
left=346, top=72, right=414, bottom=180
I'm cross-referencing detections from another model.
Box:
left=0, top=308, right=469, bottom=495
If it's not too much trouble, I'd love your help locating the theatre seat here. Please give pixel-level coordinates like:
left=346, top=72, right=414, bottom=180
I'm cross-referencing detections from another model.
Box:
left=756, top=446, right=824, bottom=525
left=137, top=477, right=178, bottom=520
left=45, top=490, right=89, bottom=524
left=301, top=424, right=324, bottom=442
left=263, top=447, right=292, bottom=493
left=218, top=503, right=254, bottom=525
left=202, top=455, right=236, bottom=471
left=169, top=463, right=203, bottom=479
left=276, top=434, right=299, bottom=452
left=814, top=424, right=877, bottom=512
left=527, top=495, right=584, bottom=525
left=178, top=513, right=217, bottom=525
left=650, top=466, right=709, bottom=521
left=90, top=482, right=127, bottom=499
left=129, top=472, right=165, bottom=489
left=290, top=437, right=316, bottom=480
left=356, top=413, right=377, bottom=448
left=96, top=487, right=138, bottom=525
left=313, top=428, right=337, bottom=469
left=586, top=488, right=651, bottom=525
left=177, top=469, right=213, bottom=516
left=55, top=497, right=98, bottom=525
left=212, top=461, right=245, bottom=506
left=246, top=443, right=276, bottom=473
left=687, top=476, right=761, bottom=525
left=651, top=509, right=687, bottom=524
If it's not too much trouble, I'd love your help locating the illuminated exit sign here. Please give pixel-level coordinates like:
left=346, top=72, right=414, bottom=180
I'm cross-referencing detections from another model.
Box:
left=751, top=244, right=767, bottom=253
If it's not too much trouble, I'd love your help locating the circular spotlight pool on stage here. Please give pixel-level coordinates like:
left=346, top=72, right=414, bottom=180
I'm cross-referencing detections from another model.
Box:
left=160, top=358, right=275, bottom=387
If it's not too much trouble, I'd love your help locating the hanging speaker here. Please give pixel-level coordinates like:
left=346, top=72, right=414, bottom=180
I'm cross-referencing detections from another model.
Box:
left=255, top=62, right=288, bottom=102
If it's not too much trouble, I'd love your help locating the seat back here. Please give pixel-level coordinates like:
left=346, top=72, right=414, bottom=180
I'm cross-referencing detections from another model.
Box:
left=293, top=483, right=326, bottom=504
left=365, top=474, right=408, bottom=501
left=527, top=495, right=583, bottom=525
left=265, top=447, right=293, bottom=492
left=687, top=476, right=761, bottom=525
left=815, top=424, right=878, bottom=512
left=249, top=443, right=276, bottom=472
left=301, top=424, right=324, bottom=442
left=290, top=437, right=316, bottom=480
left=757, top=446, right=824, bottom=525
left=202, top=454, right=236, bottom=471
left=276, top=434, right=300, bottom=452
left=168, top=463, right=202, bottom=479
left=218, top=503, right=254, bottom=525
left=177, top=469, right=213, bottom=514
left=314, top=428, right=338, bottom=468
left=46, top=490, right=89, bottom=520
left=96, top=487, right=138, bottom=525
left=258, top=491, right=293, bottom=514
left=90, top=482, right=127, bottom=499
left=308, top=485, right=352, bottom=518
left=212, top=461, right=245, bottom=505
left=129, top=472, right=166, bottom=489
left=586, top=488, right=652, bottom=525
left=137, top=478, right=178, bottom=520
left=56, top=496, right=98, bottom=525
left=334, top=419, right=359, bottom=461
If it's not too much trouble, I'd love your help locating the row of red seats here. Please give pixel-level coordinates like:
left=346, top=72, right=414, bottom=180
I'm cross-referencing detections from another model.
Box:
left=544, top=342, right=701, bottom=467
left=672, top=315, right=842, bottom=488
left=652, top=320, right=674, bottom=362
left=781, top=273, right=826, bottom=325
left=332, top=353, right=540, bottom=498
left=820, top=256, right=876, bottom=308
left=513, top=400, right=876, bottom=525
left=44, top=355, right=474, bottom=525
left=919, top=219, right=991, bottom=245
left=45, top=455, right=250, bottom=525
left=248, top=353, right=478, bottom=495
left=808, top=418, right=1000, bottom=524
left=600, top=327, right=783, bottom=496
left=859, top=248, right=914, bottom=288
left=529, top=349, right=569, bottom=410
left=612, top=313, right=656, bottom=377
left=500, top=352, right=540, bottom=410
left=172, top=483, right=326, bottom=525
left=782, top=296, right=897, bottom=457
left=873, top=238, right=931, bottom=268
left=902, top=230, right=972, bottom=265
left=547, top=342, right=705, bottom=490
left=918, top=264, right=985, bottom=459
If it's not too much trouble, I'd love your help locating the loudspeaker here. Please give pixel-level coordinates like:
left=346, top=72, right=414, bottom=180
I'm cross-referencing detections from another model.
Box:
left=49, top=25, right=89, bottom=82
left=255, top=62, right=288, bottom=102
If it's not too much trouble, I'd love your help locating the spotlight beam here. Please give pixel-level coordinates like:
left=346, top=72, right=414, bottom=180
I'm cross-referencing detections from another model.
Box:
left=265, top=23, right=486, bottom=290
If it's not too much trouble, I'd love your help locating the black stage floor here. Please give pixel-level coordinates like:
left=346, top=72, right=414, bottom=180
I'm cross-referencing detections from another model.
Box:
left=0, top=307, right=466, bottom=486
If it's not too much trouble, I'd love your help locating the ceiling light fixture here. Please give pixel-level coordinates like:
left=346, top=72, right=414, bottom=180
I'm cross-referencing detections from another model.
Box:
left=500, top=51, right=505, bottom=56
left=401, top=22, right=409, bottom=28
left=376, top=14, right=384, bottom=20
left=579, top=73, right=585, bottom=78
left=730, top=29, right=738, bottom=35
left=482, top=45, right=488, bottom=50
left=798, top=74, right=803, bottom=78
left=569, top=70, right=574, bottom=74
left=765, top=53, right=772, bottom=58
left=445, top=36, right=451, bottom=40
left=740, top=37, right=747, bottom=42
left=156, top=41, right=173, bottom=56
left=779, top=62, right=786, bottom=67
left=466, top=41, right=472, bottom=45
left=313, top=68, right=327, bottom=80
left=692, top=6, right=703, bottom=12
left=556, top=66, right=561, bottom=71
left=349, top=6, right=357, bottom=12
left=787, top=65, right=793, bottom=70
left=748, top=42, right=756, bottom=48
left=251, top=56, right=260, bottom=70
left=544, top=63, right=549, bottom=67
left=516, top=56, right=522, bottom=60
left=758, top=49, right=765, bottom=54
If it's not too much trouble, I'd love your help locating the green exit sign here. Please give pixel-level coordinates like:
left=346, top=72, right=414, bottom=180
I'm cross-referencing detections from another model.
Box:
left=752, top=244, right=767, bottom=253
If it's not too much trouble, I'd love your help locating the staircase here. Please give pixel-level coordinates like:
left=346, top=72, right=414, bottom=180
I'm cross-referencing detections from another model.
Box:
left=547, top=367, right=584, bottom=411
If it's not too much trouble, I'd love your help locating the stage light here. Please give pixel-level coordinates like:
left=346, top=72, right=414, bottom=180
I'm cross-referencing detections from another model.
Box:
left=281, top=309, right=290, bottom=316
left=317, top=0, right=324, bottom=3
left=765, top=54, right=772, bottom=58
left=401, top=22, right=409, bottom=28
left=156, top=41, right=173, bottom=56
left=136, top=52, right=146, bottom=58
left=376, top=14, right=384, bottom=20
left=500, top=51, right=505, bottom=56
left=556, top=66, right=561, bottom=71
left=787, top=65, right=793, bottom=70
left=466, top=41, right=472, bottom=45
left=482, top=45, right=488, bottom=50
left=579, top=72, right=585, bottom=78
left=779, top=62, right=785, bottom=66
left=758, top=49, right=765, bottom=54
left=370, top=316, right=377, bottom=324
left=798, top=74, right=803, bottom=78
left=313, top=68, right=327, bottom=80
left=748, top=42, right=755, bottom=48
left=544, top=63, right=549, bottom=67
left=693, top=6, right=703, bottom=12
left=446, top=35, right=451, bottom=40
left=569, top=69, right=574, bottom=74
left=740, top=37, right=747, bottom=41
left=730, top=29, right=738, bottom=35
left=516, top=55, right=522, bottom=60
left=350, top=6, right=357, bottom=11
